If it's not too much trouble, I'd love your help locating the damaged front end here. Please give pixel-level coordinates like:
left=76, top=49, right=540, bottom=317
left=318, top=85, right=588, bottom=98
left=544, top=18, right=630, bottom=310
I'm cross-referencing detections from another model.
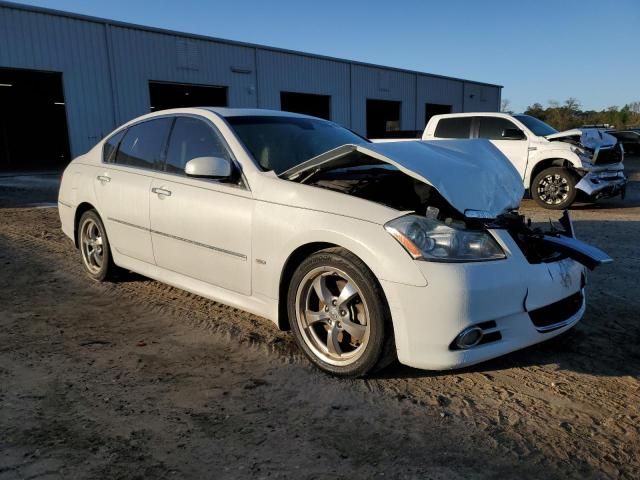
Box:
left=546, top=128, right=623, bottom=166
left=279, top=139, right=613, bottom=368
left=382, top=208, right=611, bottom=271
left=281, top=140, right=611, bottom=271
left=490, top=210, right=612, bottom=270
left=547, top=128, right=627, bottom=200
left=378, top=207, right=612, bottom=368
left=575, top=169, right=627, bottom=200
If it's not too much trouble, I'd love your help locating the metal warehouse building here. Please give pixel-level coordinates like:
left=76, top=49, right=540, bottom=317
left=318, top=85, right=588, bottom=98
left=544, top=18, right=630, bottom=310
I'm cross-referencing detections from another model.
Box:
left=0, top=1, right=502, bottom=171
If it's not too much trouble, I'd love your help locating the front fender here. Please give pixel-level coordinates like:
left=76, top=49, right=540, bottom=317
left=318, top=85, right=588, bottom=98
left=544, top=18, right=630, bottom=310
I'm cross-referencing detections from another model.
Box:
left=251, top=200, right=427, bottom=302
left=525, top=150, right=583, bottom=187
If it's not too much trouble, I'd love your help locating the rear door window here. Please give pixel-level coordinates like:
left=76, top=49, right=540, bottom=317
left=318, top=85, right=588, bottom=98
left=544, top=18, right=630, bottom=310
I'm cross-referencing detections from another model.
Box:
left=115, top=118, right=173, bottom=170
left=164, top=116, right=232, bottom=174
left=478, top=117, right=519, bottom=140
left=434, top=118, right=472, bottom=138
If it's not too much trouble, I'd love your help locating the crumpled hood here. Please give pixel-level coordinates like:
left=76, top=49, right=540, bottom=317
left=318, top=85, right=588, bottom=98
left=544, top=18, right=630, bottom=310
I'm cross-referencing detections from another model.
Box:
left=546, top=128, right=617, bottom=149
left=281, top=139, right=524, bottom=219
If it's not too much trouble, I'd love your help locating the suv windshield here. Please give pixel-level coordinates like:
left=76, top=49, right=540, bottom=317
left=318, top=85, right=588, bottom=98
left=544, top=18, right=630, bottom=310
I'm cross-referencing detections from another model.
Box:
left=226, top=116, right=368, bottom=174
left=514, top=114, right=558, bottom=137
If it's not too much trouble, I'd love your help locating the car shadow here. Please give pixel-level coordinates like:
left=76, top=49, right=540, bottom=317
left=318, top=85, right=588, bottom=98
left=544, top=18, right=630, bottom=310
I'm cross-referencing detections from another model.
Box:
left=115, top=270, right=149, bottom=284
left=375, top=326, right=636, bottom=380
left=570, top=190, right=640, bottom=210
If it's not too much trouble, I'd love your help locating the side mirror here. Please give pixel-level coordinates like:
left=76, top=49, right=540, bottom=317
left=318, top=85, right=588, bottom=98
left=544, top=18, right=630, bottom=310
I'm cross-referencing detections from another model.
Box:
left=185, top=156, right=231, bottom=179
left=501, top=128, right=526, bottom=140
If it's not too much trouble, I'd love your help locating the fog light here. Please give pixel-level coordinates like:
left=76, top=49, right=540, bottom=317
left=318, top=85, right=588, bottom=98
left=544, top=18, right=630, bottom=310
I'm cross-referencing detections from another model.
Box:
left=455, top=327, right=484, bottom=349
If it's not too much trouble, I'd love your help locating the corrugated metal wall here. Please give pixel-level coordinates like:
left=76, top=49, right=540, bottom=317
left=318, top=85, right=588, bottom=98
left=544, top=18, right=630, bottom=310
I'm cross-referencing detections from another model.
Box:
left=107, top=25, right=257, bottom=124
left=416, top=76, right=464, bottom=130
left=463, top=83, right=501, bottom=112
left=256, top=50, right=350, bottom=126
left=350, top=65, right=417, bottom=134
left=0, top=2, right=501, bottom=158
left=0, top=6, right=115, bottom=156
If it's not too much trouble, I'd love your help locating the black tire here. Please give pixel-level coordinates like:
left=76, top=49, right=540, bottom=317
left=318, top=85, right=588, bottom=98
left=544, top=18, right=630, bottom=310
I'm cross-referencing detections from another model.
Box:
left=531, top=167, right=578, bottom=209
left=77, top=210, right=119, bottom=281
left=287, top=247, right=395, bottom=377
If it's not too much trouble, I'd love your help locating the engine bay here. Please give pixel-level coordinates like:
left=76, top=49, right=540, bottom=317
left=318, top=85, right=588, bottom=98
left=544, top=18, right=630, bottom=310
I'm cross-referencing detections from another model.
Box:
left=301, top=163, right=461, bottom=220
left=294, top=149, right=610, bottom=270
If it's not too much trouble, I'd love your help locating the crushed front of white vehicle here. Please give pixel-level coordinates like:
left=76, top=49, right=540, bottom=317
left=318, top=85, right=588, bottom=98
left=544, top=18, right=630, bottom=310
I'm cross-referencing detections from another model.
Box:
left=381, top=211, right=608, bottom=370
left=546, top=129, right=628, bottom=201
left=282, top=139, right=612, bottom=370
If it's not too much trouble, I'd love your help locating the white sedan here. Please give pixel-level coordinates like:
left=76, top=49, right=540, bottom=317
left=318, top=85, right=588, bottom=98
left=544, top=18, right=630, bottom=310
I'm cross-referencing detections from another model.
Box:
left=58, top=108, right=611, bottom=377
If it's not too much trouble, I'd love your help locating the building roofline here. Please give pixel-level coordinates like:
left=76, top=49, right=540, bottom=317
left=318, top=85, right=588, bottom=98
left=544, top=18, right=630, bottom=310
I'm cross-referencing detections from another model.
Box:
left=0, top=0, right=503, bottom=89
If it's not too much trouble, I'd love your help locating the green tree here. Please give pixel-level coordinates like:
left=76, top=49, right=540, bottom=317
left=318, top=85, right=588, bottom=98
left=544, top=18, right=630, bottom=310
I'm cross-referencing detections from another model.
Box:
left=524, top=103, right=545, bottom=120
left=523, top=99, right=640, bottom=130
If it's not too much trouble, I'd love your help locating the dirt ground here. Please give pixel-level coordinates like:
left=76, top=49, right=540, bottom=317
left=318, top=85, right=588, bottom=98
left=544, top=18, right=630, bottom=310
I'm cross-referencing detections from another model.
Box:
left=1, top=161, right=639, bottom=479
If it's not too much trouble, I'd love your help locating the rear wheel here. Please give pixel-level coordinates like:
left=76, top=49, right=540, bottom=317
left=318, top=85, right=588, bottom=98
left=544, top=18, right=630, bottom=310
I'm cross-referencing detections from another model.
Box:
left=532, top=167, right=577, bottom=209
left=77, top=210, right=118, bottom=281
left=287, top=247, right=395, bottom=377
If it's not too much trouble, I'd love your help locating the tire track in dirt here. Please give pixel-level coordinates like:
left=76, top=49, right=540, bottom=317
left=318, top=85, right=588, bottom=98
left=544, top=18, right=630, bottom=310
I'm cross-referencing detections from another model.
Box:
left=0, top=210, right=301, bottom=362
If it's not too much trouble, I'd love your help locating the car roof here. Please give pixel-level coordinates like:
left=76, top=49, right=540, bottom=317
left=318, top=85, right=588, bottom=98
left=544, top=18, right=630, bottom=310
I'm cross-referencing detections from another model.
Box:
left=430, top=112, right=517, bottom=120
left=198, top=107, right=320, bottom=120
left=117, top=107, right=328, bottom=132
left=106, top=107, right=335, bottom=142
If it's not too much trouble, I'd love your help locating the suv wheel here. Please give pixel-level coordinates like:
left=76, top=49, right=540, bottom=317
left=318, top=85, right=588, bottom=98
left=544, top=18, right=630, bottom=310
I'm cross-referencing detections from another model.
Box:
left=532, top=167, right=577, bottom=209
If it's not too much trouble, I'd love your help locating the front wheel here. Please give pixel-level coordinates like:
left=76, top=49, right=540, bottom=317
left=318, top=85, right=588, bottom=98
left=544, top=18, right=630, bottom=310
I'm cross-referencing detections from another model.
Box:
left=531, top=167, right=578, bottom=209
left=287, top=247, right=395, bottom=377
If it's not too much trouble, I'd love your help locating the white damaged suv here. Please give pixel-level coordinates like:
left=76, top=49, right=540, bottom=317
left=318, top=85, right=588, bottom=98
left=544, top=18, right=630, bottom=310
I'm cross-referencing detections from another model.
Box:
left=423, top=113, right=627, bottom=209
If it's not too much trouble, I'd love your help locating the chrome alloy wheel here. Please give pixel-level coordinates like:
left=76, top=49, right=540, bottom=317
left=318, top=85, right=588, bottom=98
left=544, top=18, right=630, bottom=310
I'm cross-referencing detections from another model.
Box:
left=538, top=173, right=570, bottom=205
left=295, top=266, right=370, bottom=366
left=80, top=217, right=104, bottom=274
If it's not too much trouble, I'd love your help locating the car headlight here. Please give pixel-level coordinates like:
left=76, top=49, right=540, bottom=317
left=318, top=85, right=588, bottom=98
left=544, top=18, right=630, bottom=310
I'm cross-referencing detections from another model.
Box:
left=384, top=215, right=506, bottom=262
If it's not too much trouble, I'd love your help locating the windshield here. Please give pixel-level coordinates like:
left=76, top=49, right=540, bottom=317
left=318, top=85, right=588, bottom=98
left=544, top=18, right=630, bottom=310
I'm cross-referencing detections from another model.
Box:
left=513, top=114, right=558, bottom=137
left=226, top=116, right=368, bottom=174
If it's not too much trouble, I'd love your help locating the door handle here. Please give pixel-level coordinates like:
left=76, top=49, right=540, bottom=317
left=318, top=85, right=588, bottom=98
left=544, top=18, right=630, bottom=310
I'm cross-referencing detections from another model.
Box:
left=97, top=175, right=111, bottom=183
left=151, top=187, right=172, bottom=197
left=528, top=147, right=537, bottom=151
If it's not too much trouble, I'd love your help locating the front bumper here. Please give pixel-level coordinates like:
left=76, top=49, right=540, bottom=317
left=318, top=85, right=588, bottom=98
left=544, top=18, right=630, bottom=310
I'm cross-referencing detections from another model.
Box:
left=382, top=230, right=587, bottom=370
left=575, top=170, right=627, bottom=200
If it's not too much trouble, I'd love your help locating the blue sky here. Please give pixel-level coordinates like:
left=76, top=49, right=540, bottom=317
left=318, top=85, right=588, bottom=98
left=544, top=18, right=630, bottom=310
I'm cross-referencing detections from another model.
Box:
left=16, top=0, right=640, bottom=112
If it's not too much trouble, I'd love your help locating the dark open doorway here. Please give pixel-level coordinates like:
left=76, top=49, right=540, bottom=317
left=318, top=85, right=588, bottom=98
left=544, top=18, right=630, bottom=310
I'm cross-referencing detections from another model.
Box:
left=366, top=99, right=401, bottom=138
left=280, top=91, right=331, bottom=120
left=0, top=67, right=70, bottom=171
left=425, top=103, right=452, bottom=125
left=149, top=81, right=228, bottom=111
